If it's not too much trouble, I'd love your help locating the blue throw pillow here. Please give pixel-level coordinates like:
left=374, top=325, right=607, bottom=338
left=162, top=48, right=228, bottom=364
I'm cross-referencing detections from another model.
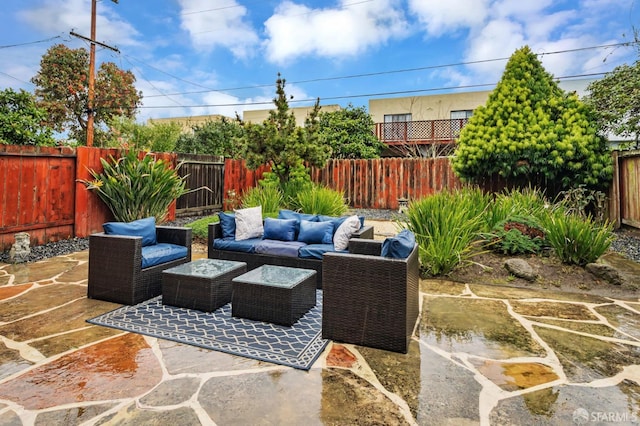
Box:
left=381, top=229, right=415, bottom=259
left=297, top=220, right=334, bottom=244
left=103, top=217, right=157, bottom=247
left=317, top=215, right=348, bottom=235
left=278, top=209, right=318, bottom=223
left=263, top=218, right=297, bottom=241
left=218, top=212, right=236, bottom=239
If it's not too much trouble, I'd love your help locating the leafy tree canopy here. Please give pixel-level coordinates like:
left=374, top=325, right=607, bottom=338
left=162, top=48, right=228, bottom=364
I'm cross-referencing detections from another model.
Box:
left=452, top=45, right=612, bottom=191
left=175, top=117, right=246, bottom=157
left=0, top=88, right=55, bottom=146
left=242, top=75, right=331, bottom=183
left=317, top=104, right=384, bottom=159
left=31, top=44, right=142, bottom=146
left=106, top=117, right=183, bottom=152
left=585, top=60, right=640, bottom=148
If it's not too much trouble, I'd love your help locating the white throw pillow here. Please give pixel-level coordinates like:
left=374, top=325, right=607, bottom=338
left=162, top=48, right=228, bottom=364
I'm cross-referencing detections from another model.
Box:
left=234, top=206, right=264, bottom=241
left=333, top=215, right=361, bottom=251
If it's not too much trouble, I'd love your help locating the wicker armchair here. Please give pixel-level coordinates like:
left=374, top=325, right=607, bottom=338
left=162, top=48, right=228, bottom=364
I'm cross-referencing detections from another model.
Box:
left=88, top=226, right=192, bottom=305
left=321, top=238, right=420, bottom=353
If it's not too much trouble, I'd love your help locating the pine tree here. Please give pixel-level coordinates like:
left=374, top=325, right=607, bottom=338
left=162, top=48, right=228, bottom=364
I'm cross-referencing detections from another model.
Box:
left=452, top=46, right=612, bottom=192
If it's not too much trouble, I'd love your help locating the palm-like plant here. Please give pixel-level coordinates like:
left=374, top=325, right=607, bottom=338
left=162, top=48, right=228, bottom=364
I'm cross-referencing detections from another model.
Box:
left=81, top=150, right=187, bottom=222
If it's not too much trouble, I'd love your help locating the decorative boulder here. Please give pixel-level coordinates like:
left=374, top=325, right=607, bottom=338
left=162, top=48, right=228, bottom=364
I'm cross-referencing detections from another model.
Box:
left=504, top=258, right=537, bottom=281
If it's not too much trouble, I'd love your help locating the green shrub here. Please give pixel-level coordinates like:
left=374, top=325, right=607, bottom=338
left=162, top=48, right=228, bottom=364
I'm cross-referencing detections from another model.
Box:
left=185, top=215, right=219, bottom=239
left=81, top=150, right=186, bottom=222
left=406, top=188, right=486, bottom=276
left=240, top=185, right=284, bottom=216
left=294, top=185, right=348, bottom=216
left=484, top=215, right=546, bottom=255
left=554, top=184, right=608, bottom=223
left=541, top=211, right=614, bottom=265
left=484, top=186, right=549, bottom=231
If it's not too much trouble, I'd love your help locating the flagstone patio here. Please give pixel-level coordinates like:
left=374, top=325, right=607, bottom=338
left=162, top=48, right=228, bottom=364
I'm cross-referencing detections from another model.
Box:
left=0, top=222, right=639, bottom=425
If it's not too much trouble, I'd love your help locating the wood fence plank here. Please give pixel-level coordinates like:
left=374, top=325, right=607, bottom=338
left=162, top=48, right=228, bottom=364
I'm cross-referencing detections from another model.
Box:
left=5, top=156, right=20, bottom=228
left=0, top=156, right=6, bottom=228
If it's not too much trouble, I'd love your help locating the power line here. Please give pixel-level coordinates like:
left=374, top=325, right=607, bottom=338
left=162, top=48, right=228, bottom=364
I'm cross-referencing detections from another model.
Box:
left=121, top=56, right=185, bottom=108
left=0, top=71, right=33, bottom=86
left=0, top=35, right=62, bottom=49
left=140, top=40, right=637, bottom=99
left=135, top=72, right=609, bottom=110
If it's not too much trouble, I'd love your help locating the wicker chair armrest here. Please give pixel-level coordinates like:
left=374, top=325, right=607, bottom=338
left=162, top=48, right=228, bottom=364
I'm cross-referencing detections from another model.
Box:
left=156, top=226, right=192, bottom=247
left=89, top=232, right=143, bottom=273
left=352, top=225, right=374, bottom=239
left=347, top=238, right=383, bottom=256
left=208, top=222, right=223, bottom=248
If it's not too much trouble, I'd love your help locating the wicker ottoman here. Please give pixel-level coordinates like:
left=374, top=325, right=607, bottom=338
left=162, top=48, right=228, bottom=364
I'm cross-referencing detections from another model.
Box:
left=231, top=265, right=317, bottom=326
left=162, top=259, right=246, bottom=312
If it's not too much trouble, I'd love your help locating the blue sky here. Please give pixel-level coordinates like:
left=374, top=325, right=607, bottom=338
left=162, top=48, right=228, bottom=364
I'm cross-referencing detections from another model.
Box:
left=1, top=0, right=638, bottom=123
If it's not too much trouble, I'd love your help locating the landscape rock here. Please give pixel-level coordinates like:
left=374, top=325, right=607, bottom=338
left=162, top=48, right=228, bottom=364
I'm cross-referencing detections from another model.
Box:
left=504, top=258, right=537, bottom=281
left=585, top=262, right=624, bottom=286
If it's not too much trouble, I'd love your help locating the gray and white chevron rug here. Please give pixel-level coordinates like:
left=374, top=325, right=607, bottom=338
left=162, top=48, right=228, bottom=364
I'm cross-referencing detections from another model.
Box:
left=87, top=290, right=327, bottom=370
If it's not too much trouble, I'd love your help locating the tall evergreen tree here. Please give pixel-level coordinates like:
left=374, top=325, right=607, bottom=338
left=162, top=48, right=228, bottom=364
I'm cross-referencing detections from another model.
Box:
left=452, top=46, right=612, bottom=191
left=242, top=75, right=331, bottom=184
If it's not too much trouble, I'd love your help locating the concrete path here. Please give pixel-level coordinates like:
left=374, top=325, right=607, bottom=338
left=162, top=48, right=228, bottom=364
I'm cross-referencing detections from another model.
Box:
left=0, top=222, right=639, bottom=425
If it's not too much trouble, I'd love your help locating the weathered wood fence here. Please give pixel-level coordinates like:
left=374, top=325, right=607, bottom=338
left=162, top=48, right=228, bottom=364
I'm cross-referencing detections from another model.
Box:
left=221, top=158, right=462, bottom=210
left=175, top=154, right=225, bottom=217
left=610, top=150, right=640, bottom=229
left=0, top=146, right=178, bottom=251
left=2, top=145, right=639, bottom=252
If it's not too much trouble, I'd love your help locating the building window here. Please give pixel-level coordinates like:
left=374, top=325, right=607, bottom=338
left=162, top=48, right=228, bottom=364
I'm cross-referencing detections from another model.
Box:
left=384, top=114, right=412, bottom=140
left=450, top=110, right=472, bottom=137
left=450, top=110, right=473, bottom=119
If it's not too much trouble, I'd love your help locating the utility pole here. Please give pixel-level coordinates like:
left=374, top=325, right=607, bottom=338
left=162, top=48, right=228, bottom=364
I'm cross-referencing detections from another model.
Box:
left=70, top=0, right=119, bottom=147
left=87, top=0, right=97, bottom=147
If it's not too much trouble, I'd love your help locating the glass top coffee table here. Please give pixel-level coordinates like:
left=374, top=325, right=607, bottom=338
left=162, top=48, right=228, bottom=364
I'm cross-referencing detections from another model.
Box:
left=162, top=259, right=247, bottom=312
left=231, top=265, right=317, bottom=326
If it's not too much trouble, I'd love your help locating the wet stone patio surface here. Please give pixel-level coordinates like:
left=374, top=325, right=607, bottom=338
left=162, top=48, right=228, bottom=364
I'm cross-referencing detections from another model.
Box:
left=1, top=234, right=639, bottom=425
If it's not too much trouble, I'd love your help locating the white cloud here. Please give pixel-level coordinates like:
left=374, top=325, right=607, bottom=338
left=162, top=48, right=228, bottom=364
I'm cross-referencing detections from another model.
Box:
left=425, top=0, right=634, bottom=89
left=18, top=0, right=139, bottom=47
left=408, top=0, right=490, bottom=36
left=178, top=0, right=259, bottom=59
left=263, top=0, right=409, bottom=64
left=464, top=19, right=526, bottom=80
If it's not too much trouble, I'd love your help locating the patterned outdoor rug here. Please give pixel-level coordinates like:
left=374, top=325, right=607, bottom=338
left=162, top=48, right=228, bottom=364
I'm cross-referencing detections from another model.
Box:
left=87, top=290, right=327, bottom=370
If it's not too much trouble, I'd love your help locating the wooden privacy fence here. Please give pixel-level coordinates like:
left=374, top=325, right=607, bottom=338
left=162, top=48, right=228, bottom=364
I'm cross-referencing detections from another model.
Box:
left=0, top=145, right=77, bottom=250
left=1, top=146, right=178, bottom=251
left=223, top=157, right=463, bottom=210
left=2, top=146, right=638, bottom=252
left=175, top=154, right=225, bottom=216
left=610, top=150, right=640, bottom=229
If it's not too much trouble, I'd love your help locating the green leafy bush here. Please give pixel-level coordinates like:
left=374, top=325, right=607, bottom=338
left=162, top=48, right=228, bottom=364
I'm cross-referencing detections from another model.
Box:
left=240, top=185, right=284, bottom=216
left=541, top=211, right=614, bottom=265
left=185, top=215, right=219, bottom=239
left=484, top=215, right=546, bottom=255
left=554, top=184, right=607, bottom=223
left=294, top=185, right=348, bottom=216
left=81, top=150, right=186, bottom=222
left=406, top=188, right=486, bottom=276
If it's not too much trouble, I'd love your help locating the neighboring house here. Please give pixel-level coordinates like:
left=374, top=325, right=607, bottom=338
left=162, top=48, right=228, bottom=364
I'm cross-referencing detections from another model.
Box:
left=242, top=104, right=342, bottom=124
left=369, top=90, right=490, bottom=157
left=148, top=114, right=228, bottom=133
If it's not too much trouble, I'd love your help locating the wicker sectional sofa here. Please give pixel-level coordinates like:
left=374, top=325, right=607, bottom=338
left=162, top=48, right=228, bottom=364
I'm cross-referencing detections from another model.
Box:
left=207, top=221, right=374, bottom=288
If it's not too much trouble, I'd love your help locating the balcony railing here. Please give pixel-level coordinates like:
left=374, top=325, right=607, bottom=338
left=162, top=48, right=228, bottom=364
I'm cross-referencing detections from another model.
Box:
left=374, top=119, right=469, bottom=145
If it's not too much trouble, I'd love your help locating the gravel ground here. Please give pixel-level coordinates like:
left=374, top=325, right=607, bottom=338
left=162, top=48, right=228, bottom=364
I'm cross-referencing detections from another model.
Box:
left=2, top=210, right=640, bottom=264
